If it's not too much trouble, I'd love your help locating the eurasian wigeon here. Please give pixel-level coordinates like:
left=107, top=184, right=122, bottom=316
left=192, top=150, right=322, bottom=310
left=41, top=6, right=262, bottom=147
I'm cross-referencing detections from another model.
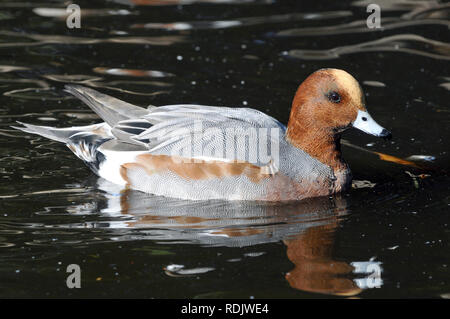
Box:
left=14, top=68, right=391, bottom=201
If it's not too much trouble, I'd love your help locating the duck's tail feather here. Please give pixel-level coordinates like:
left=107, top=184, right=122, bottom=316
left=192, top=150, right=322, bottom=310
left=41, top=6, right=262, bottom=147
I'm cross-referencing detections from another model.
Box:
left=12, top=121, right=78, bottom=143
left=13, top=122, right=114, bottom=174
left=64, top=84, right=150, bottom=127
left=12, top=122, right=111, bottom=144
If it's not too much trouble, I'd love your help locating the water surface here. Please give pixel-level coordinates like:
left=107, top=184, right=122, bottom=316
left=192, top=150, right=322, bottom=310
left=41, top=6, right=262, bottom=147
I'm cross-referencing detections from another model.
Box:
left=0, top=0, right=449, bottom=298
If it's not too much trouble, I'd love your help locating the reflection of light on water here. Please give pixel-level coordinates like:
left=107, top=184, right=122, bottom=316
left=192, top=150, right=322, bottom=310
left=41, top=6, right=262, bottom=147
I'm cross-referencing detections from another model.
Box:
left=285, top=34, right=450, bottom=61
left=0, top=65, right=29, bottom=73
left=110, top=0, right=275, bottom=6
left=276, top=1, right=450, bottom=61
left=277, top=18, right=450, bottom=37
left=32, top=8, right=135, bottom=18
left=131, top=11, right=352, bottom=31
left=164, top=264, right=215, bottom=277
left=0, top=31, right=187, bottom=48
left=93, top=67, right=175, bottom=78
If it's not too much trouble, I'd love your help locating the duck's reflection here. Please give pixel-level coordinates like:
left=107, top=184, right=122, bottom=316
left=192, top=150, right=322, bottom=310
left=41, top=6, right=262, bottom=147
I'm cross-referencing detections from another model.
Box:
left=284, top=223, right=362, bottom=296
left=84, top=178, right=381, bottom=296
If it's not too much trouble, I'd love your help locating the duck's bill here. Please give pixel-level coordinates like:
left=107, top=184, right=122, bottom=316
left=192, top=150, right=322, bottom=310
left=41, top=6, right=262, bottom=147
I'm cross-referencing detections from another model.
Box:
left=352, top=110, right=392, bottom=139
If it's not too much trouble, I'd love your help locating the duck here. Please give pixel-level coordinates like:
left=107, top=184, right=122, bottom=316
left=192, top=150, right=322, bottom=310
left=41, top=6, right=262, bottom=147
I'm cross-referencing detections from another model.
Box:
left=13, top=68, right=391, bottom=201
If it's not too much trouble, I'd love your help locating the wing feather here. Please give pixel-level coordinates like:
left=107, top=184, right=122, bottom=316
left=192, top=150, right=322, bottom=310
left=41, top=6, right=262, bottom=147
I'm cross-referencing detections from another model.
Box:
left=110, top=104, right=285, bottom=166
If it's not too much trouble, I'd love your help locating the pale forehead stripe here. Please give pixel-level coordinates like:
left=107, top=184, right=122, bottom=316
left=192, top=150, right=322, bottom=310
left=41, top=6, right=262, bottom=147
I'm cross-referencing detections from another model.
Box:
left=328, top=69, right=364, bottom=109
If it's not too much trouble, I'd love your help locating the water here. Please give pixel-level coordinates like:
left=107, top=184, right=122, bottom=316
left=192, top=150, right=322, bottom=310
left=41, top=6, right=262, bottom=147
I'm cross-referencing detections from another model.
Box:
left=0, top=0, right=449, bottom=298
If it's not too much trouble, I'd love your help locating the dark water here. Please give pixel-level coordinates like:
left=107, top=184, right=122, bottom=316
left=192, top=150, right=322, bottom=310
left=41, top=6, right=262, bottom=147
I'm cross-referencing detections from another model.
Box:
left=0, top=0, right=449, bottom=298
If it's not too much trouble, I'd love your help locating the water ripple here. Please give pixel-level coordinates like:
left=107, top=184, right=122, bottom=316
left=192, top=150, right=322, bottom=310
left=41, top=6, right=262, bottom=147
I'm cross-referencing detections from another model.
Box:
left=33, top=8, right=136, bottom=18
left=0, top=31, right=186, bottom=48
left=285, top=34, right=450, bottom=60
left=277, top=3, right=449, bottom=36
left=93, top=67, right=175, bottom=78
left=277, top=18, right=449, bottom=37
left=110, top=0, right=275, bottom=6
left=132, top=11, right=352, bottom=31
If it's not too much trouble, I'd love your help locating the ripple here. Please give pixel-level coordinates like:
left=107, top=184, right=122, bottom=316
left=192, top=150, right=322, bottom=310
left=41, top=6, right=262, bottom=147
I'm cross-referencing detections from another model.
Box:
left=0, top=65, right=29, bottom=73
left=93, top=67, right=175, bottom=78
left=0, top=243, right=15, bottom=248
left=277, top=3, right=449, bottom=37
left=61, top=112, right=100, bottom=120
left=110, top=0, right=274, bottom=6
left=363, top=80, right=386, bottom=87
left=33, top=8, right=135, bottom=18
left=132, top=11, right=352, bottom=31
left=42, top=74, right=102, bottom=83
left=0, top=187, right=92, bottom=200
left=164, top=264, right=215, bottom=277
left=352, top=0, right=448, bottom=13
left=24, top=239, right=83, bottom=246
left=277, top=18, right=450, bottom=37
left=41, top=73, right=172, bottom=96
left=0, top=229, right=24, bottom=234
left=439, top=82, right=450, bottom=90
left=0, top=31, right=186, bottom=48
left=3, top=87, right=65, bottom=100
left=285, top=34, right=450, bottom=60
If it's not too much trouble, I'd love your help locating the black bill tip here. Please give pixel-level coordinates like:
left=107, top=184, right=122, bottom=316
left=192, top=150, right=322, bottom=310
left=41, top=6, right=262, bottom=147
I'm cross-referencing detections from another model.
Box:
left=380, top=129, right=392, bottom=140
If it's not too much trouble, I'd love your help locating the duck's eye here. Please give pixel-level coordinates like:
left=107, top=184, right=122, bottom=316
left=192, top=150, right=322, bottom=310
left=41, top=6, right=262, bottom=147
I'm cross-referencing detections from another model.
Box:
left=327, top=91, right=341, bottom=103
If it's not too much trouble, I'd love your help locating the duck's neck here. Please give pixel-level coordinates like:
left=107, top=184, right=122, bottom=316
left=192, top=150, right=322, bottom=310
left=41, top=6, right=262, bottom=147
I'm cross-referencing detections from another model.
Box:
left=286, top=119, right=347, bottom=171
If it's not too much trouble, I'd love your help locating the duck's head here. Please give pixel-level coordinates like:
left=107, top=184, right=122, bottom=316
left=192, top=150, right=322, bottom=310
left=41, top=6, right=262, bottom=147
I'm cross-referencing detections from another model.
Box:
left=286, top=68, right=391, bottom=169
left=288, top=68, right=391, bottom=139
